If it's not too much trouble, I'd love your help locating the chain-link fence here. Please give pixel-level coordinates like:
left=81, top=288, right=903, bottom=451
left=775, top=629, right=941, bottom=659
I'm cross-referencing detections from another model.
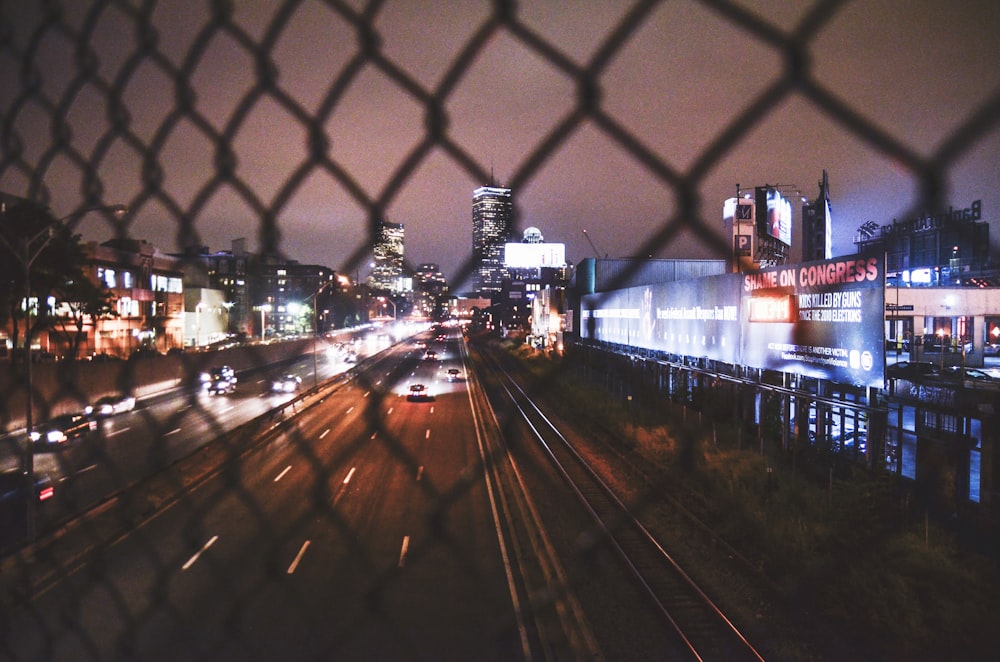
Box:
left=2, top=0, right=999, bottom=658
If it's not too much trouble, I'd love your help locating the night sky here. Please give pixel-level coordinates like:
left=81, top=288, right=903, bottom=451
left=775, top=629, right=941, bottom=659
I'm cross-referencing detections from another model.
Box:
left=1, top=0, right=998, bottom=290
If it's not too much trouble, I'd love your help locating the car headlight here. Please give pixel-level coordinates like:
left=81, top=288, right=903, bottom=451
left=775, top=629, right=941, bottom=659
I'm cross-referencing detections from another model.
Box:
left=47, top=430, right=66, bottom=444
left=29, top=431, right=41, bottom=442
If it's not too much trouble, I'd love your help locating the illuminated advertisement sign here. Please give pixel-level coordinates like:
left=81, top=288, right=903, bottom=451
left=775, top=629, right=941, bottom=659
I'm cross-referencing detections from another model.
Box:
left=582, top=254, right=885, bottom=387
left=755, top=186, right=792, bottom=246
left=581, top=272, right=742, bottom=364
left=741, top=255, right=884, bottom=387
left=504, top=243, right=566, bottom=269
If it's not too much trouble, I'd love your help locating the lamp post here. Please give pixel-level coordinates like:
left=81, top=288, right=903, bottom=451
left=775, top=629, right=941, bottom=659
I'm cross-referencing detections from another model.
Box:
left=0, top=202, right=126, bottom=540
left=308, top=280, right=336, bottom=388
left=257, top=303, right=272, bottom=341
left=378, top=296, right=396, bottom=321
left=195, top=301, right=204, bottom=347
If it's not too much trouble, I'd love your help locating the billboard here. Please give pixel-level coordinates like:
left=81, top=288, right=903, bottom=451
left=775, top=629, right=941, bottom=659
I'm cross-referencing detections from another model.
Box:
left=581, top=272, right=743, bottom=365
left=582, top=254, right=885, bottom=387
left=741, top=255, right=884, bottom=387
left=755, top=186, right=792, bottom=246
left=504, top=243, right=566, bottom=269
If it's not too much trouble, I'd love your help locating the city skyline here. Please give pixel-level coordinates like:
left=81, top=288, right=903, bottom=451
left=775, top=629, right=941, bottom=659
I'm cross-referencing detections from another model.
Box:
left=1, top=1, right=998, bottom=289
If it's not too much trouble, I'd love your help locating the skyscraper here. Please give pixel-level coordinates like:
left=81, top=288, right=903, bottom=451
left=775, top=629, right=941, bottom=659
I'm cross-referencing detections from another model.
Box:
left=370, top=220, right=405, bottom=292
left=472, top=185, right=513, bottom=295
left=802, top=170, right=833, bottom=262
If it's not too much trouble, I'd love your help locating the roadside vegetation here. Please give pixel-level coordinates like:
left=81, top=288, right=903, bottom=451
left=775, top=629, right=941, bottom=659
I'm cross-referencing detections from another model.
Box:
left=495, top=336, right=1000, bottom=660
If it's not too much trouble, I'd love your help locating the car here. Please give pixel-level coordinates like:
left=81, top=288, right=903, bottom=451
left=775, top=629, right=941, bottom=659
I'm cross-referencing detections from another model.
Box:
left=87, top=352, right=123, bottom=362
left=446, top=368, right=462, bottom=382
left=937, top=366, right=997, bottom=388
left=0, top=472, right=54, bottom=544
left=271, top=374, right=302, bottom=393
left=885, top=361, right=940, bottom=381
left=202, top=365, right=237, bottom=395
left=407, top=384, right=434, bottom=401
left=29, top=413, right=96, bottom=448
left=0, top=471, right=54, bottom=505
left=983, top=343, right=1000, bottom=357
left=130, top=347, right=163, bottom=360
left=424, top=350, right=437, bottom=361
left=85, top=394, right=137, bottom=418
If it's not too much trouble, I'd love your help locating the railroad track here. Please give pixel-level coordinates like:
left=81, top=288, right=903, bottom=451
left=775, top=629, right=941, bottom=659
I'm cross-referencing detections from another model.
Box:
left=479, top=349, right=766, bottom=662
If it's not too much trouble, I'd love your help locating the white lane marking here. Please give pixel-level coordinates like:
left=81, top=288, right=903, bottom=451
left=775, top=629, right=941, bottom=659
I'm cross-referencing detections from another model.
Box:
left=182, top=535, right=219, bottom=570
left=274, top=465, right=292, bottom=482
left=221, top=405, right=235, bottom=413
left=60, top=464, right=97, bottom=481
left=165, top=428, right=181, bottom=436
left=387, top=407, right=393, bottom=415
left=425, top=429, right=431, bottom=440
left=343, top=467, right=356, bottom=484
left=319, top=428, right=330, bottom=439
left=430, top=406, right=434, bottom=414
left=370, top=432, right=377, bottom=440
left=346, top=406, right=355, bottom=414
left=106, top=426, right=131, bottom=437
left=398, top=536, right=410, bottom=568
left=287, top=540, right=311, bottom=574
left=416, top=466, right=423, bottom=481
left=364, top=391, right=370, bottom=398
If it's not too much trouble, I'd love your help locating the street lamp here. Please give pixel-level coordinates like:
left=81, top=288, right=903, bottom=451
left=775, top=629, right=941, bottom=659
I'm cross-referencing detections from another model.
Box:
left=195, top=301, right=204, bottom=347
left=378, top=296, right=396, bottom=321
left=307, top=280, right=337, bottom=388
left=257, top=303, right=272, bottom=341
left=0, top=202, right=126, bottom=540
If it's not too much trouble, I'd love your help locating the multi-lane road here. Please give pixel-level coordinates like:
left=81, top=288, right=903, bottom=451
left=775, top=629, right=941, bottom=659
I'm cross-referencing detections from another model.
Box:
left=1, top=329, right=532, bottom=659
left=2, top=326, right=775, bottom=660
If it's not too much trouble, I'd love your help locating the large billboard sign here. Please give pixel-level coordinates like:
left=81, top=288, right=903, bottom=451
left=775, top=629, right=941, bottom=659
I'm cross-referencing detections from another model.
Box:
left=755, top=186, right=792, bottom=246
left=741, top=255, right=884, bottom=387
left=504, top=243, right=566, bottom=269
left=582, top=254, right=885, bottom=387
left=581, top=273, right=741, bottom=364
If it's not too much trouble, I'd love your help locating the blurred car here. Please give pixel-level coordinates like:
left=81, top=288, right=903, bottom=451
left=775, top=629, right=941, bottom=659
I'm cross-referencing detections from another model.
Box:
left=271, top=374, right=302, bottom=393
left=85, top=394, right=137, bottom=418
left=130, top=347, right=163, bottom=360
left=344, top=351, right=358, bottom=363
left=446, top=368, right=462, bottom=382
left=29, top=413, right=96, bottom=448
left=202, top=365, right=237, bottom=395
left=938, top=366, right=997, bottom=388
left=983, top=343, right=1000, bottom=357
left=0, top=471, right=54, bottom=505
left=424, top=350, right=437, bottom=361
left=885, top=361, right=940, bottom=381
left=407, top=384, right=434, bottom=401
left=87, top=352, right=123, bottom=362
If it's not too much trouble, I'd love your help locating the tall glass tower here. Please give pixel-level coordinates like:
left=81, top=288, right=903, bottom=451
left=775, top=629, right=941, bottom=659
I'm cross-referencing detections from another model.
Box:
left=370, top=220, right=405, bottom=292
left=472, top=185, right=512, bottom=295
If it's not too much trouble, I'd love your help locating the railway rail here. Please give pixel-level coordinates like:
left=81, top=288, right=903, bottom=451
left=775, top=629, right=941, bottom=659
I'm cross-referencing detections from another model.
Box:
left=477, top=347, right=766, bottom=661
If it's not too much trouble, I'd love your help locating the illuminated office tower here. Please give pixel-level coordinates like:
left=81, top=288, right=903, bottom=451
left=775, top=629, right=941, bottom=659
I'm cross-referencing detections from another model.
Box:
left=370, top=220, right=405, bottom=292
left=472, top=185, right=513, bottom=295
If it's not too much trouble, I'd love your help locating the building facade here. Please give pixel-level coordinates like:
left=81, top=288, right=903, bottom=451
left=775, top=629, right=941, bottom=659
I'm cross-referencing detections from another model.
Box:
left=84, top=239, right=185, bottom=356
left=370, top=220, right=405, bottom=293
left=472, top=185, right=513, bottom=295
left=801, top=170, right=833, bottom=263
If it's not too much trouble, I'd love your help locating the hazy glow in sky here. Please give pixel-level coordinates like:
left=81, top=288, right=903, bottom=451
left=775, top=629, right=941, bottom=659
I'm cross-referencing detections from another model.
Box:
left=1, top=0, right=998, bottom=289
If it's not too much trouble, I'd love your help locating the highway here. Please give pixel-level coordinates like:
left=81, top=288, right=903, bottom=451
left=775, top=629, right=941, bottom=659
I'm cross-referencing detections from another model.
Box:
left=1, top=328, right=534, bottom=659
left=2, top=326, right=775, bottom=660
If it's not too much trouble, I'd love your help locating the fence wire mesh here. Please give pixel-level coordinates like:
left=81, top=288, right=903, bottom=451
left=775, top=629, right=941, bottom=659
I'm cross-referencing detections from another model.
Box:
left=1, top=0, right=999, bottom=659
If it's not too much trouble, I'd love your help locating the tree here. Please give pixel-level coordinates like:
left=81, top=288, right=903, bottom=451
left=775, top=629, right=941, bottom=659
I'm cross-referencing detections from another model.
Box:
left=48, top=276, right=117, bottom=360
left=0, top=198, right=90, bottom=367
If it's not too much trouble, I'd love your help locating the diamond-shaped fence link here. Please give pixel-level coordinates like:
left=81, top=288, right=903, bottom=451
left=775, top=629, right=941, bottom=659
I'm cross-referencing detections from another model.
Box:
left=1, top=0, right=998, bottom=658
